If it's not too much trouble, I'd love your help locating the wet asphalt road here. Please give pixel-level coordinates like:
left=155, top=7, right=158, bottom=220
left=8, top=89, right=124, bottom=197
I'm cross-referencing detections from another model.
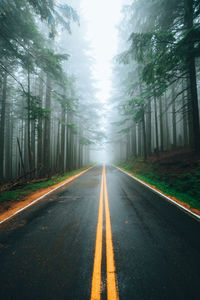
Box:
left=0, top=165, right=200, bottom=300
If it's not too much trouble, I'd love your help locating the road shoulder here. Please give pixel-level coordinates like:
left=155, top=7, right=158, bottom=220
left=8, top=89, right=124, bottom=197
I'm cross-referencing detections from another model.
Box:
left=0, top=165, right=94, bottom=225
left=115, top=166, right=200, bottom=221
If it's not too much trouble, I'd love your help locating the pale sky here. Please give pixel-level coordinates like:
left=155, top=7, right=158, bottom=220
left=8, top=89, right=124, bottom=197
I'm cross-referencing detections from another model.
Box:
left=80, top=0, right=124, bottom=103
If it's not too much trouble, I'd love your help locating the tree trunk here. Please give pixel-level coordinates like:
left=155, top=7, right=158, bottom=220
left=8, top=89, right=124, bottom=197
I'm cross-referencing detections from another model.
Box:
left=154, top=96, right=159, bottom=156
left=66, top=112, right=70, bottom=171
left=37, top=72, right=43, bottom=177
left=65, top=110, right=69, bottom=171
left=146, top=98, right=152, bottom=155
left=164, top=93, right=170, bottom=151
left=137, top=123, right=142, bottom=157
left=182, top=80, right=188, bottom=146
left=159, top=97, right=164, bottom=152
left=172, top=85, right=177, bottom=148
left=5, top=101, right=12, bottom=180
left=126, top=133, right=129, bottom=160
left=17, top=137, right=26, bottom=176
left=184, top=0, right=200, bottom=152
left=31, top=120, right=35, bottom=174
left=60, top=104, right=66, bottom=174
left=43, top=75, right=51, bottom=178
left=142, top=111, right=147, bottom=160
left=132, top=122, right=137, bottom=157
left=56, top=121, right=60, bottom=173
left=0, top=72, right=7, bottom=183
left=24, top=119, right=29, bottom=173
left=27, top=67, right=33, bottom=174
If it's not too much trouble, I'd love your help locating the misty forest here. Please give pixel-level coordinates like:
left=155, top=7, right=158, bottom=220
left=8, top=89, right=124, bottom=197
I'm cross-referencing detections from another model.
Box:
left=0, top=0, right=200, bottom=209
left=0, top=1, right=200, bottom=299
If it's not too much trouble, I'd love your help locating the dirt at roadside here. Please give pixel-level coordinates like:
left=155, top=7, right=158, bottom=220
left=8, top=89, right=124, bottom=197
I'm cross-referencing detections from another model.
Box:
left=128, top=149, right=199, bottom=174
left=0, top=168, right=91, bottom=223
left=148, top=149, right=200, bottom=174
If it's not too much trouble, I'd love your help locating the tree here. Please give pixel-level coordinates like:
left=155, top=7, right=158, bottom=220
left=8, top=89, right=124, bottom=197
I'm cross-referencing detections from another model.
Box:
left=111, top=0, right=200, bottom=164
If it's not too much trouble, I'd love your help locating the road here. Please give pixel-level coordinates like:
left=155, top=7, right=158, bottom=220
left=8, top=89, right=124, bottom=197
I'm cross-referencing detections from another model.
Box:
left=0, top=165, right=200, bottom=300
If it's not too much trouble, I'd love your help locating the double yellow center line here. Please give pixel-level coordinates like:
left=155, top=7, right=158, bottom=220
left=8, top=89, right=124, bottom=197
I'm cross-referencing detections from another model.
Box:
left=90, top=166, right=119, bottom=300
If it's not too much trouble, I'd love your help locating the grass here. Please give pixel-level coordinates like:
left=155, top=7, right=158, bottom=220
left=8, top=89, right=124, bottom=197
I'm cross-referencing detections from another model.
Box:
left=0, top=165, right=93, bottom=204
left=116, top=159, right=200, bottom=210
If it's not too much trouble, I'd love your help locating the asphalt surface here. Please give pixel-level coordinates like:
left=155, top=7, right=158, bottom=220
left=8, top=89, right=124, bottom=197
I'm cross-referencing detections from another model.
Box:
left=0, top=165, right=200, bottom=300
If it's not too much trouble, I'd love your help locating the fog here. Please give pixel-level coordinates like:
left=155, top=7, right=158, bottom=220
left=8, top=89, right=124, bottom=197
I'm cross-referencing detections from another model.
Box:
left=80, top=0, right=125, bottom=163
left=0, top=0, right=200, bottom=182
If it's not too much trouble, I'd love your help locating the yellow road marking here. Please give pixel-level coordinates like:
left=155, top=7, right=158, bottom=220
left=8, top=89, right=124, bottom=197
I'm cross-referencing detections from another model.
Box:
left=90, top=166, right=119, bottom=300
left=103, top=166, right=119, bottom=300
left=90, top=168, right=104, bottom=300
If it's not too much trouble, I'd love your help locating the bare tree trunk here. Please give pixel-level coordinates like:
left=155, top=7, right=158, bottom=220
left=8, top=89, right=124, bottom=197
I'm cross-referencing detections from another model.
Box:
left=172, top=85, right=177, bottom=148
left=66, top=112, right=70, bottom=171
left=154, top=96, right=159, bottom=156
left=164, top=93, right=170, bottom=151
left=138, top=123, right=142, bottom=157
left=61, top=104, right=66, bottom=174
left=17, top=138, right=26, bottom=176
left=0, top=72, right=7, bottom=183
left=27, top=67, right=33, bottom=174
left=31, top=119, right=35, bottom=174
left=37, top=72, right=43, bottom=177
left=132, top=122, right=137, bottom=157
left=146, top=98, right=152, bottom=155
left=5, top=101, right=12, bottom=180
left=182, top=80, right=188, bottom=147
left=70, top=124, right=74, bottom=170
left=56, top=121, right=60, bottom=173
left=159, top=97, right=164, bottom=152
left=24, top=119, right=29, bottom=173
left=126, top=133, right=129, bottom=160
left=43, top=75, right=51, bottom=178
left=184, top=0, right=200, bottom=152
left=142, top=111, right=147, bottom=160
left=65, top=111, right=69, bottom=171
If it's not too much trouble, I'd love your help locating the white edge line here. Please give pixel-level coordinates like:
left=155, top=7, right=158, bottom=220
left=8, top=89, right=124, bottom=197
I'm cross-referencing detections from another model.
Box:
left=0, top=166, right=94, bottom=225
left=115, top=166, right=200, bottom=222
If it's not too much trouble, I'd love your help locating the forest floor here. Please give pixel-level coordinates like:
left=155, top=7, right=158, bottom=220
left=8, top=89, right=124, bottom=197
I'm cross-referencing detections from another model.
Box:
left=0, top=165, right=93, bottom=222
left=116, top=149, right=200, bottom=214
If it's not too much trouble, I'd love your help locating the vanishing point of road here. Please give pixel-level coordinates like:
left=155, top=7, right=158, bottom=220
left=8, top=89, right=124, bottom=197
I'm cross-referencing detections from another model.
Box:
left=0, top=165, right=200, bottom=299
